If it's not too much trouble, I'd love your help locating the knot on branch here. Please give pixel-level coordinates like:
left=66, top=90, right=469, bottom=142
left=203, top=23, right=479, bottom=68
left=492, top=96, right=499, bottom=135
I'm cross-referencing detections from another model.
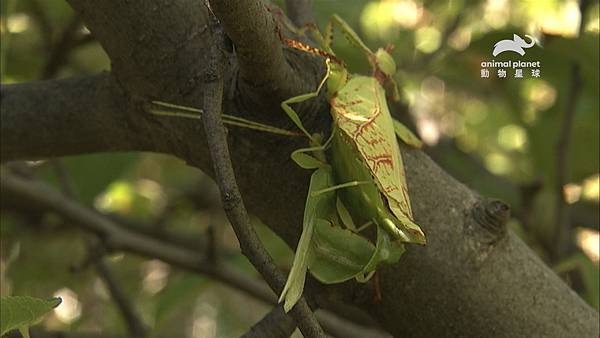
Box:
left=204, top=67, right=222, bottom=83
left=222, top=190, right=242, bottom=212
left=471, top=198, right=510, bottom=243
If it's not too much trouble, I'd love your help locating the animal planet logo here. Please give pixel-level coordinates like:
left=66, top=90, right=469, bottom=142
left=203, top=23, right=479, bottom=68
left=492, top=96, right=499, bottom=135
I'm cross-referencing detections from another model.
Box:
left=493, top=34, right=536, bottom=56
left=480, top=34, right=541, bottom=79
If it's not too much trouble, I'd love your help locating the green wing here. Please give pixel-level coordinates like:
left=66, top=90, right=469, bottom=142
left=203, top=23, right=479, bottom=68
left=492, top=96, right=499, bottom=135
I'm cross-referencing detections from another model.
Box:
left=331, top=76, right=425, bottom=244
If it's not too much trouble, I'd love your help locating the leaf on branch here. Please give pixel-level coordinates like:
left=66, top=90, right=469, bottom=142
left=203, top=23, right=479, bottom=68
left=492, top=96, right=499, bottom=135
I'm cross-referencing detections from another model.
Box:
left=0, top=296, right=62, bottom=336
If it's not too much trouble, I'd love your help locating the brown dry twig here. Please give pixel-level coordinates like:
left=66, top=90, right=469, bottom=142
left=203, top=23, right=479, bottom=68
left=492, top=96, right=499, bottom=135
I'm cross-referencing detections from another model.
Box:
left=196, top=9, right=326, bottom=337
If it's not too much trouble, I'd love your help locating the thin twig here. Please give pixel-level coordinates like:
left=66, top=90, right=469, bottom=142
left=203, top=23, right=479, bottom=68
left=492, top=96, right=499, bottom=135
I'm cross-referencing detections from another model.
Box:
left=551, top=0, right=589, bottom=261
left=315, top=310, right=393, bottom=338
left=41, top=17, right=82, bottom=79
left=92, top=255, right=148, bottom=337
left=49, top=160, right=148, bottom=338
left=241, top=306, right=297, bottom=338
left=197, top=10, right=326, bottom=338
left=285, top=0, right=315, bottom=28
left=107, top=213, right=212, bottom=255
left=49, top=159, right=77, bottom=197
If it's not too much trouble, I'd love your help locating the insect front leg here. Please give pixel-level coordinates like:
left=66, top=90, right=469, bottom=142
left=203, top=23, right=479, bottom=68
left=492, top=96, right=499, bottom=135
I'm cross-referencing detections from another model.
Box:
left=290, top=132, right=335, bottom=168
left=279, top=167, right=336, bottom=312
left=329, top=14, right=373, bottom=56
left=310, top=180, right=371, bottom=196
left=278, top=205, right=316, bottom=312
left=280, top=60, right=332, bottom=143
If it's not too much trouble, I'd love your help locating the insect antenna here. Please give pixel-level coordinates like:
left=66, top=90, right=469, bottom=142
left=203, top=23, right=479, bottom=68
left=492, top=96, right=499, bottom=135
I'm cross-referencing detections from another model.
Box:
left=282, top=38, right=346, bottom=67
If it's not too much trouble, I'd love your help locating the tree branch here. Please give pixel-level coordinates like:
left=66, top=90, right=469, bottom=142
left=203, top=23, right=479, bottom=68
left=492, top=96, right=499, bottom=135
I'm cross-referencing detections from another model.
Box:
left=285, top=0, right=315, bottom=28
left=92, top=256, right=149, bottom=338
left=241, top=306, right=297, bottom=338
left=66, top=0, right=212, bottom=101
left=208, top=0, right=311, bottom=107
left=0, top=73, right=211, bottom=164
left=0, top=74, right=146, bottom=161
left=197, top=14, right=325, bottom=337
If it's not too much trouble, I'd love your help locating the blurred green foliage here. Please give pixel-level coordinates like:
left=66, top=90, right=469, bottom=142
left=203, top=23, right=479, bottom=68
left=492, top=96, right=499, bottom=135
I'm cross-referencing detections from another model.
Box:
left=1, top=0, right=598, bottom=336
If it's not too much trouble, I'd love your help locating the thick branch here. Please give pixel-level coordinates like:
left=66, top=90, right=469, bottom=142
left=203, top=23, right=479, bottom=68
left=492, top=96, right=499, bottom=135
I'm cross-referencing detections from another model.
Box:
left=0, top=74, right=210, bottom=165
left=66, top=0, right=211, bottom=101
left=208, top=0, right=310, bottom=106
left=1, top=75, right=142, bottom=161
left=285, top=0, right=315, bottom=28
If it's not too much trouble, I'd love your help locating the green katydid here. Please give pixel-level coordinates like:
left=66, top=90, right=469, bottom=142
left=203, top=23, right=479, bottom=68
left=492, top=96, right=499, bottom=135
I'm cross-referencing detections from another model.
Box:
left=276, top=14, right=426, bottom=311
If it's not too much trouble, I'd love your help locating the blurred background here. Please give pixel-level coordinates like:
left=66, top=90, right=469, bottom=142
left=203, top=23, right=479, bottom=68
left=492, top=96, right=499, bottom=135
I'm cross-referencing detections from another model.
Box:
left=1, top=0, right=598, bottom=336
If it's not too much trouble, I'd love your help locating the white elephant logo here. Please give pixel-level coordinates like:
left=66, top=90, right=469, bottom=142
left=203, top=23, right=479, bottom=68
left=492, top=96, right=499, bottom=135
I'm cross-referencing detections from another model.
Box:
left=492, top=34, right=536, bottom=57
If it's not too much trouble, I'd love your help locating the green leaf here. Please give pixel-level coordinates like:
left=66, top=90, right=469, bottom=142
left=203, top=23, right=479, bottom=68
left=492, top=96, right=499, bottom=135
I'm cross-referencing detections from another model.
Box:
left=0, top=296, right=61, bottom=335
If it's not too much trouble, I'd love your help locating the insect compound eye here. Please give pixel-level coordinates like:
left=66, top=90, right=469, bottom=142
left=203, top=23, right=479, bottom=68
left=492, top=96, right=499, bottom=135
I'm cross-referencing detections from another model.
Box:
left=374, top=48, right=396, bottom=77
left=327, top=65, right=348, bottom=94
